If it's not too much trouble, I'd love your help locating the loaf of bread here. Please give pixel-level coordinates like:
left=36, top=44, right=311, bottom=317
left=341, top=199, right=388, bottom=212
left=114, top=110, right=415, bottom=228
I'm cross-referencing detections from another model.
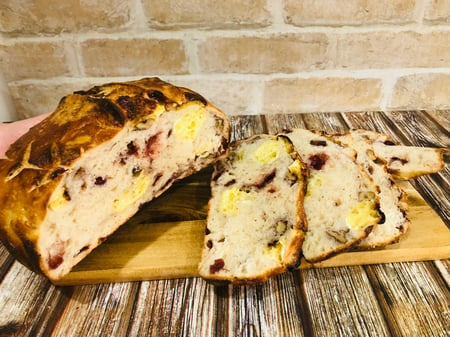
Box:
left=336, top=132, right=409, bottom=249
left=0, top=77, right=230, bottom=281
left=199, top=134, right=308, bottom=284
left=281, top=129, right=383, bottom=262
left=350, top=129, right=446, bottom=180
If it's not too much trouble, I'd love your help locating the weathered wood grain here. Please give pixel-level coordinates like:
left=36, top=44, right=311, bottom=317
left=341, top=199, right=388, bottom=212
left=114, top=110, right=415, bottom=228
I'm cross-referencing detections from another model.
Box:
left=127, top=278, right=218, bottom=336
left=341, top=111, right=397, bottom=138
left=263, top=113, right=307, bottom=134
left=382, top=111, right=449, bottom=147
left=263, top=113, right=305, bottom=133
left=27, top=285, right=73, bottom=337
left=302, top=266, right=391, bottom=337
left=365, top=262, right=450, bottom=337
left=0, top=244, right=14, bottom=281
left=229, top=115, right=266, bottom=141
left=50, top=282, right=138, bottom=337
left=425, top=110, right=450, bottom=134
left=301, top=112, right=349, bottom=134
left=433, top=259, right=450, bottom=287
left=409, top=174, right=450, bottom=227
left=228, top=273, right=308, bottom=337
left=0, top=262, right=61, bottom=337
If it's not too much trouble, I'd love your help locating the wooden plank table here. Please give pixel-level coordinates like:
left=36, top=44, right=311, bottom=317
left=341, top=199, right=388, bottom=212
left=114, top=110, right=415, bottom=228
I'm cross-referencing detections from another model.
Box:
left=0, top=110, right=449, bottom=337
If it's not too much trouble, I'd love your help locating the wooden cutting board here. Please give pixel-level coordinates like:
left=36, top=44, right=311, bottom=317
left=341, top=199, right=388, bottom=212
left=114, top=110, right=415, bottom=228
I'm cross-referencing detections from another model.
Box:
left=55, top=169, right=450, bottom=286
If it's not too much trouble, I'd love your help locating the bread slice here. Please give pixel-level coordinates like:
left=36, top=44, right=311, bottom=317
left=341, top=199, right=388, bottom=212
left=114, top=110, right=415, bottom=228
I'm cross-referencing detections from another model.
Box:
left=0, top=77, right=230, bottom=281
left=199, top=134, right=308, bottom=284
left=281, top=129, right=383, bottom=262
left=350, top=129, right=446, bottom=180
left=336, top=132, right=409, bottom=249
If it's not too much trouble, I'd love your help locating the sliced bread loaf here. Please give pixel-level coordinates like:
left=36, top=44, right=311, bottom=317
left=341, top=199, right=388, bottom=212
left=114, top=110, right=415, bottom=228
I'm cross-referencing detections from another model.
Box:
left=336, top=132, right=409, bottom=249
left=281, top=129, right=383, bottom=262
left=0, top=77, right=230, bottom=281
left=199, top=134, right=308, bottom=284
left=351, top=129, right=446, bottom=180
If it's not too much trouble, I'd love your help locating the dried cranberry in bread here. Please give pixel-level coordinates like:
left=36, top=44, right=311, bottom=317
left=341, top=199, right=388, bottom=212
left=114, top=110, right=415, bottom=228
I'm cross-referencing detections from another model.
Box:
left=351, top=129, right=446, bottom=180
left=281, top=129, right=383, bottom=262
left=0, top=77, right=230, bottom=281
left=336, top=132, right=409, bottom=249
left=199, top=134, right=308, bottom=284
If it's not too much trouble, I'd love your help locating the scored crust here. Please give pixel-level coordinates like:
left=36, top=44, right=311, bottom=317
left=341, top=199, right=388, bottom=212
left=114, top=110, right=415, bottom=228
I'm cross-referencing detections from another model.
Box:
left=0, top=77, right=230, bottom=281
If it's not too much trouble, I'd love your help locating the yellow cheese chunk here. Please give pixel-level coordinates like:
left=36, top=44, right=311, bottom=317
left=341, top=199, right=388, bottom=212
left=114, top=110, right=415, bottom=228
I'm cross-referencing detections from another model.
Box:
left=49, top=190, right=70, bottom=210
left=173, top=106, right=205, bottom=139
left=265, top=241, right=283, bottom=261
left=113, top=174, right=150, bottom=212
left=220, top=187, right=255, bottom=216
left=264, top=236, right=287, bottom=262
left=288, top=159, right=303, bottom=179
left=305, top=173, right=324, bottom=197
left=253, top=140, right=280, bottom=163
left=346, top=200, right=381, bottom=230
left=235, top=150, right=244, bottom=161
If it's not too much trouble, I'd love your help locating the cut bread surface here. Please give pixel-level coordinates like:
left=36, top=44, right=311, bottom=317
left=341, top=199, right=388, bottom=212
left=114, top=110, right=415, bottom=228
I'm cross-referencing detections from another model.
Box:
left=281, top=129, right=383, bottom=262
left=199, top=134, right=307, bottom=284
left=42, top=105, right=225, bottom=279
left=350, top=129, right=446, bottom=180
left=336, top=131, right=409, bottom=249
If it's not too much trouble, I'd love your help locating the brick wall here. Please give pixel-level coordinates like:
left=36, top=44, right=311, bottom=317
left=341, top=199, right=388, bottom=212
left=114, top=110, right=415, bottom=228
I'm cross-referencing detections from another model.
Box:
left=0, top=0, right=449, bottom=119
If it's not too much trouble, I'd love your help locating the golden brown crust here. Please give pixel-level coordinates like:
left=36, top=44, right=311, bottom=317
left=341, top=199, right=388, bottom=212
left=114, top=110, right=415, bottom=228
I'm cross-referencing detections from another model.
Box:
left=0, top=77, right=229, bottom=277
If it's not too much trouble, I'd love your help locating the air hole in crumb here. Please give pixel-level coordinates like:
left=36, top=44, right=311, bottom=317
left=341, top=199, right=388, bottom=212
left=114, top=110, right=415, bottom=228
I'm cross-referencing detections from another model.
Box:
left=224, top=179, right=236, bottom=187
left=310, top=140, right=327, bottom=146
left=268, top=240, right=279, bottom=247
left=75, top=245, right=89, bottom=257
left=95, top=176, right=107, bottom=185
left=127, top=141, right=138, bottom=155
left=132, top=167, right=142, bottom=176
left=63, top=188, right=71, bottom=201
